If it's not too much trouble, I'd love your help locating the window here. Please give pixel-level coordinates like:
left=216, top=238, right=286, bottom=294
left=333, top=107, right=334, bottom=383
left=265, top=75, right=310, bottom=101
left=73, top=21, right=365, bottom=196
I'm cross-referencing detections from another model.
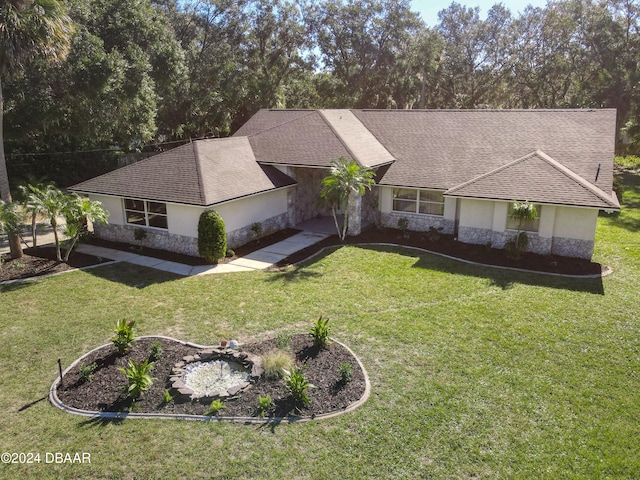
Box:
left=124, top=198, right=168, bottom=229
left=506, top=203, right=540, bottom=232
left=393, top=188, right=444, bottom=216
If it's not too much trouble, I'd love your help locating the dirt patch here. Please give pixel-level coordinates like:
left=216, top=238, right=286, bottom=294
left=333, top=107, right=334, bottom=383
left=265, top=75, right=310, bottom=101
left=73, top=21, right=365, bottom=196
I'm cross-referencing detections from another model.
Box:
left=56, top=335, right=366, bottom=419
left=275, top=227, right=604, bottom=276
left=0, top=246, right=110, bottom=283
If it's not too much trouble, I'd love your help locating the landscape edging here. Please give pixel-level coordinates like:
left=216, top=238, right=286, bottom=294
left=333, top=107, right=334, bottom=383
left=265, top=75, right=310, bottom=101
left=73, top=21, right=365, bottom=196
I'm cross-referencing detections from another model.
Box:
left=49, top=335, right=371, bottom=424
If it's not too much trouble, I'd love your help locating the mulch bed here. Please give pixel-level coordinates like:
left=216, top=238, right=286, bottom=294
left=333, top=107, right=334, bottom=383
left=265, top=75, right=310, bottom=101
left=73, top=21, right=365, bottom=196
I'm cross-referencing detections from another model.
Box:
left=56, top=335, right=366, bottom=419
left=275, top=227, right=604, bottom=276
left=0, top=246, right=110, bottom=283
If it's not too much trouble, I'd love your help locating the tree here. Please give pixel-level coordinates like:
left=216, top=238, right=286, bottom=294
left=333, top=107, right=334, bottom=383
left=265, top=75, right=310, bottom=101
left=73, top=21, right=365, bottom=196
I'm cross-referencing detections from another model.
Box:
left=320, top=157, right=374, bottom=241
left=0, top=198, right=24, bottom=254
left=18, top=180, right=51, bottom=247
left=62, top=195, right=108, bottom=261
left=25, top=184, right=68, bottom=261
left=0, top=0, right=72, bottom=258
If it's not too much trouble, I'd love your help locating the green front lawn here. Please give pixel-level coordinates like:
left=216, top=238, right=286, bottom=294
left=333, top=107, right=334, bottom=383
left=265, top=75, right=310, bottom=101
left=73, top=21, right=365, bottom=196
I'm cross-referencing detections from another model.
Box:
left=1, top=172, right=638, bottom=479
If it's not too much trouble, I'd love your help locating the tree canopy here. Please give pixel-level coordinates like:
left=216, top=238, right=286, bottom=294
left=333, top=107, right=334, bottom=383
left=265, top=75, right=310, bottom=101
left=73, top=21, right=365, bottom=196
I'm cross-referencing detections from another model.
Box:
left=3, top=0, right=640, bottom=191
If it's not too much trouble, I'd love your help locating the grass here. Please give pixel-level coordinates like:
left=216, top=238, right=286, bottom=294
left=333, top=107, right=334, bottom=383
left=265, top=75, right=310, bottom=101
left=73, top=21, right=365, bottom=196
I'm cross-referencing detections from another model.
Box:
left=1, top=173, right=639, bottom=478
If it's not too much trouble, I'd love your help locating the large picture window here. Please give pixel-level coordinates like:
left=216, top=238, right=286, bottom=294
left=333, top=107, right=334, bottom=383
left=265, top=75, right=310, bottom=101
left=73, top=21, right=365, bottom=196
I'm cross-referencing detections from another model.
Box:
left=506, top=203, right=540, bottom=232
left=124, top=198, right=168, bottom=229
left=393, top=188, right=444, bottom=216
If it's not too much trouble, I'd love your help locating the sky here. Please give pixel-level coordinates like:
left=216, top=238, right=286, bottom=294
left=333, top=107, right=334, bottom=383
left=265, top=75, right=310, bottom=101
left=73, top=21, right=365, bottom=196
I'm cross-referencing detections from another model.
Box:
left=410, top=0, right=550, bottom=26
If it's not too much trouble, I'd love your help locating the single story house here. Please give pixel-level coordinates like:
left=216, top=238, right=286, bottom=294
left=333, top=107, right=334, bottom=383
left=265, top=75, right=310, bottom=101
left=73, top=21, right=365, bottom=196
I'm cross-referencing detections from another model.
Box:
left=70, top=109, right=620, bottom=260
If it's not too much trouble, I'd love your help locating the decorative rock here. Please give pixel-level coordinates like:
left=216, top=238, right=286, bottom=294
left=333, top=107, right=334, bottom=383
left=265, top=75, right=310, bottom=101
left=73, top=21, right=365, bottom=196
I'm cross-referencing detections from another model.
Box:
left=229, top=340, right=239, bottom=349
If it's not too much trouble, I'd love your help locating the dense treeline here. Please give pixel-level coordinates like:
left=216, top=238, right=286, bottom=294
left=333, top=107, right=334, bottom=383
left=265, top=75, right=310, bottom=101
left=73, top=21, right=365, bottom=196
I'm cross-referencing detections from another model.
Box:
left=4, top=0, right=640, bottom=187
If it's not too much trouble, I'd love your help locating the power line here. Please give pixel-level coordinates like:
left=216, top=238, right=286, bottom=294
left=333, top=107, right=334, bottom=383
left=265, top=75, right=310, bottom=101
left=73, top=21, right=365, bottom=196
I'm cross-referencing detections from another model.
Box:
left=6, top=136, right=209, bottom=159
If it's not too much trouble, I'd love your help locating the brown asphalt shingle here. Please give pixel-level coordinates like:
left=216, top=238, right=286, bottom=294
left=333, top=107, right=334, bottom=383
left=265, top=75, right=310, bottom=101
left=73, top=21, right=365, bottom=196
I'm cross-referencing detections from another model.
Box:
left=445, top=150, right=619, bottom=208
left=234, top=109, right=354, bottom=167
left=70, top=138, right=295, bottom=206
left=352, top=109, right=617, bottom=199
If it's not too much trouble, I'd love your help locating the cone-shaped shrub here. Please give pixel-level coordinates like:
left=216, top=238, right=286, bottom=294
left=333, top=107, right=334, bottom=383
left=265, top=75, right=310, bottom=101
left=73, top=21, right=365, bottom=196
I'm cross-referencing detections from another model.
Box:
left=198, top=210, right=227, bottom=262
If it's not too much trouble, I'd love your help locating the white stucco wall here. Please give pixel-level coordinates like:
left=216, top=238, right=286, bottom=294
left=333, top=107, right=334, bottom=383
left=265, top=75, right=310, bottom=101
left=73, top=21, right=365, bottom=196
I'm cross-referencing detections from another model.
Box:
left=88, top=194, right=124, bottom=225
left=458, top=199, right=495, bottom=229
left=553, top=206, right=598, bottom=241
left=89, top=189, right=289, bottom=239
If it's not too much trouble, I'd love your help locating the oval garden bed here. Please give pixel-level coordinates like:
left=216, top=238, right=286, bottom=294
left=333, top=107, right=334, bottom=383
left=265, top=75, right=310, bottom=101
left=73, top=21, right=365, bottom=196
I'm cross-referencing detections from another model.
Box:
left=51, top=334, right=369, bottom=422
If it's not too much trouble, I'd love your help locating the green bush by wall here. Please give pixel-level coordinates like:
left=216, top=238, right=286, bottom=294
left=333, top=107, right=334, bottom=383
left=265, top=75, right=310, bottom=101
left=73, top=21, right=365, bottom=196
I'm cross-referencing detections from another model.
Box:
left=198, top=210, right=227, bottom=263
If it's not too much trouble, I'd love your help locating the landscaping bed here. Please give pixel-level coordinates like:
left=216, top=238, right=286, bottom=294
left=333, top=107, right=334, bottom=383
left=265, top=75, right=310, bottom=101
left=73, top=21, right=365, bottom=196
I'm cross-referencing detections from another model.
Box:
left=84, top=228, right=303, bottom=266
left=0, top=246, right=110, bottom=282
left=55, top=334, right=367, bottom=419
left=276, top=227, right=604, bottom=276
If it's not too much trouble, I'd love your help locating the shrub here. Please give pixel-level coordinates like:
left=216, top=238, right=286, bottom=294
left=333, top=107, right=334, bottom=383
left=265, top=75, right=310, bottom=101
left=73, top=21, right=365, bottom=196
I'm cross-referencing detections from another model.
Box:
left=149, top=339, right=163, bottom=361
left=206, top=399, right=226, bottom=416
left=162, top=390, right=173, bottom=403
left=283, top=365, right=315, bottom=411
left=79, top=362, right=98, bottom=382
left=257, top=394, right=272, bottom=417
left=119, top=359, right=154, bottom=399
left=133, top=228, right=147, bottom=242
left=310, top=315, right=330, bottom=348
left=261, top=350, right=295, bottom=379
left=339, top=362, right=353, bottom=384
left=397, top=217, right=409, bottom=238
left=250, top=222, right=263, bottom=240
left=112, top=319, right=135, bottom=355
left=198, top=210, right=227, bottom=263
left=225, top=249, right=235, bottom=258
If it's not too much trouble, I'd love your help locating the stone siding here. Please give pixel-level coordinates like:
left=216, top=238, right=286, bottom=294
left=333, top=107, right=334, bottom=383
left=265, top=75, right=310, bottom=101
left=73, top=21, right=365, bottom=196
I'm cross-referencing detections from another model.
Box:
left=287, top=167, right=331, bottom=225
left=551, top=237, right=594, bottom=259
left=94, top=211, right=289, bottom=257
left=225, top=212, right=288, bottom=249
left=381, top=211, right=455, bottom=234
left=94, top=223, right=199, bottom=256
left=458, top=226, right=593, bottom=259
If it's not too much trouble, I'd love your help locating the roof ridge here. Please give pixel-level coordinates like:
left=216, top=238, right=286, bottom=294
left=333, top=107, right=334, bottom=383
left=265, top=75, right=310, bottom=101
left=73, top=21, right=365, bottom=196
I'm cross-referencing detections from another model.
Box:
left=191, top=140, right=207, bottom=205
left=246, top=110, right=317, bottom=137
left=317, top=109, right=359, bottom=165
left=533, top=150, right=619, bottom=208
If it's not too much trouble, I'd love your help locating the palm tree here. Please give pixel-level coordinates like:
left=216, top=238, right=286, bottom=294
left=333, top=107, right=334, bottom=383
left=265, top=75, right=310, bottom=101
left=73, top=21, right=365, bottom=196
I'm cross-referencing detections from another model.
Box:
left=26, top=184, right=68, bottom=261
left=62, top=195, right=108, bottom=261
left=0, top=0, right=73, bottom=258
left=18, top=180, right=52, bottom=247
left=320, top=157, right=375, bottom=241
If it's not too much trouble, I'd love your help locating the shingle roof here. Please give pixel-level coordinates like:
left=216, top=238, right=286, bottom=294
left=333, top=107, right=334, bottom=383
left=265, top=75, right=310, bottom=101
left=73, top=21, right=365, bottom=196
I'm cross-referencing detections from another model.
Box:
left=234, top=109, right=394, bottom=168
left=69, top=137, right=295, bottom=206
left=445, top=150, right=619, bottom=209
left=352, top=109, right=617, bottom=200
left=235, top=110, right=354, bottom=167
left=71, top=108, right=619, bottom=211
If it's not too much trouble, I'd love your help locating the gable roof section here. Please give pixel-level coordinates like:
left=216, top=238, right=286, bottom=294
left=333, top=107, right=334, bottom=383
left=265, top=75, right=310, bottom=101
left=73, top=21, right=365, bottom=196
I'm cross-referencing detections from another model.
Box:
left=318, top=110, right=395, bottom=168
left=353, top=109, right=617, bottom=198
left=69, top=137, right=295, bottom=206
left=445, top=150, right=619, bottom=209
left=234, top=109, right=394, bottom=168
left=234, top=109, right=354, bottom=167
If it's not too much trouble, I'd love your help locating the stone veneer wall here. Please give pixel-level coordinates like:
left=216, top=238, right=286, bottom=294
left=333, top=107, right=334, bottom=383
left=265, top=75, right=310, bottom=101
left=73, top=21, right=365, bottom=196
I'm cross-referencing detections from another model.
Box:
left=551, top=237, right=594, bottom=259
left=94, top=211, right=289, bottom=257
left=94, top=223, right=199, bottom=256
left=287, top=167, right=330, bottom=225
left=225, top=212, right=288, bottom=249
left=458, top=226, right=593, bottom=259
left=381, top=211, right=455, bottom=234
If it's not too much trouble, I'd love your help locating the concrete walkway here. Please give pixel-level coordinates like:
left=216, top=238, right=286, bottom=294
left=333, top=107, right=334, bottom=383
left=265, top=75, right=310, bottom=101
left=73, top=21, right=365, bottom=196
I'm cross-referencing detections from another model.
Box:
left=74, top=230, right=329, bottom=276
